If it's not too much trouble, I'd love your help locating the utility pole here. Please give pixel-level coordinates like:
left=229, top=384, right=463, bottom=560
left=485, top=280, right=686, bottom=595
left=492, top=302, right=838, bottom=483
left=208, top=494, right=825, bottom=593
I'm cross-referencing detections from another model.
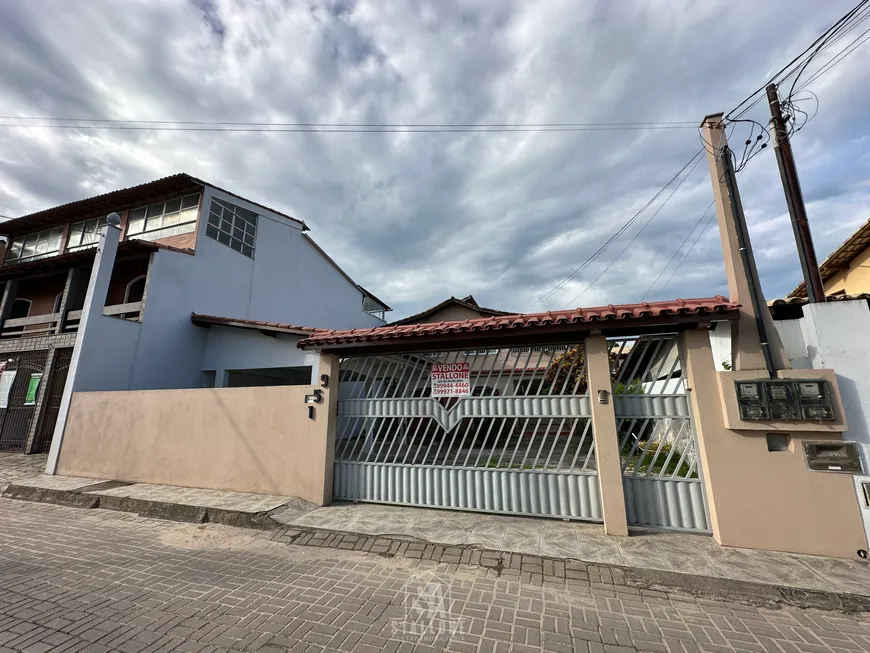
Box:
left=701, top=114, right=789, bottom=375
left=766, top=83, right=826, bottom=303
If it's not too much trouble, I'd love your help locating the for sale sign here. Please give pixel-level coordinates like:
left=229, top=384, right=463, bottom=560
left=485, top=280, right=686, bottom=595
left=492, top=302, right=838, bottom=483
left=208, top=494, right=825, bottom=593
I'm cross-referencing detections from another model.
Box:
left=431, top=362, right=471, bottom=397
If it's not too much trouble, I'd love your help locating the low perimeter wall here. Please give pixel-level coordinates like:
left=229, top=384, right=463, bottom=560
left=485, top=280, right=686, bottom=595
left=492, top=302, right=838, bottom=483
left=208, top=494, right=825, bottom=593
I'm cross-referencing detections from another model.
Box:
left=56, top=385, right=333, bottom=505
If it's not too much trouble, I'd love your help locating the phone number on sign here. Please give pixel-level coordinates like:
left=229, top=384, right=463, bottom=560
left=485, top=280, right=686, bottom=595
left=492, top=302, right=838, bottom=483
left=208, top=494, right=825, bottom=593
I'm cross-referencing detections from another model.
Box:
left=433, top=382, right=470, bottom=397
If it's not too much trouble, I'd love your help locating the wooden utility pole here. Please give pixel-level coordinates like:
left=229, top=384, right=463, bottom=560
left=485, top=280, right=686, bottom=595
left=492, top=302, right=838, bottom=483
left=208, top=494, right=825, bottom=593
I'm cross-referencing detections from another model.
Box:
left=766, top=83, right=826, bottom=303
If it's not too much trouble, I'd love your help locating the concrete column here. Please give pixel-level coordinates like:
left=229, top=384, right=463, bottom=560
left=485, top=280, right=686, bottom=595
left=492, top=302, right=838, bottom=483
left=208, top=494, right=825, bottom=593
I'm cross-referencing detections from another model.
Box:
left=45, top=221, right=121, bottom=474
left=24, top=346, right=58, bottom=453
left=318, top=353, right=340, bottom=506
left=56, top=268, right=90, bottom=334
left=585, top=335, right=628, bottom=536
left=700, top=114, right=788, bottom=371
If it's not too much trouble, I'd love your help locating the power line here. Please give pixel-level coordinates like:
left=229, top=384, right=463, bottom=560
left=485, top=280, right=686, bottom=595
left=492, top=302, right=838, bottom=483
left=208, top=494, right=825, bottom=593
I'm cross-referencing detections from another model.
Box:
left=796, top=25, right=870, bottom=90
left=639, top=199, right=716, bottom=302
left=563, top=154, right=704, bottom=308
left=657, top=210, right=718, bottom=296
left=0, top=123, right=698, bottom=134
left=523, top=149, right=704, bottom=311
left=0, top=117, right=698, bottom=128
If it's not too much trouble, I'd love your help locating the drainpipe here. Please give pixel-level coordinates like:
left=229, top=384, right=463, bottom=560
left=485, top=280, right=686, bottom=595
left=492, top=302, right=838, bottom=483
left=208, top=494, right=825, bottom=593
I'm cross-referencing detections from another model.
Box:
left=45, top=215, right=122, bottom=474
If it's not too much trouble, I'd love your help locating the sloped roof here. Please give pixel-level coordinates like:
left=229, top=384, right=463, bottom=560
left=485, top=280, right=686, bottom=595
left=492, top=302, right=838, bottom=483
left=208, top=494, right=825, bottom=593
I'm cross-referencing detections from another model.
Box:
left=389, top=294, right=512, bottom=326
left=769, top=293, right=870, bottom=320
left=299, top=296, right=739, bottom=350
left=0, top=173, right=306, bottom=237
left=789, top=218, right=870, bottom=298
left=191, top=313, right=318, bottom=336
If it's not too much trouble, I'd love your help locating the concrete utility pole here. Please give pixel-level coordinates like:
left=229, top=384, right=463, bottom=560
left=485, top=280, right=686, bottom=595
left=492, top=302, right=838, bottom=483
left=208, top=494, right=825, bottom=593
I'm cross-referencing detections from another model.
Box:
left=700, top=114, right=789, bottom=375
left=766, top=83, right=826, bottom=303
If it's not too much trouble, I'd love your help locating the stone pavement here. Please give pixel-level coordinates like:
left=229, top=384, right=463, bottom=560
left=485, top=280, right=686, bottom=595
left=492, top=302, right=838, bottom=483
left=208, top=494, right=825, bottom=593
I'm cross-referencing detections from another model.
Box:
left=0, top=453, right=45, bottom=492
left=276, top=503, right=870, bottom=597
left=2, top=499, right=870, bottom=653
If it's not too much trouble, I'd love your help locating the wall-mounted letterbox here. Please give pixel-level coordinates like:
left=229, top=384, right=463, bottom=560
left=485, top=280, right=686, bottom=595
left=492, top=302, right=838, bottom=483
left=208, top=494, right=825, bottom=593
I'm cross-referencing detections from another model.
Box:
left=735, top=379, right=835, bottom=422
left=804, top=441, right=862, bottom=473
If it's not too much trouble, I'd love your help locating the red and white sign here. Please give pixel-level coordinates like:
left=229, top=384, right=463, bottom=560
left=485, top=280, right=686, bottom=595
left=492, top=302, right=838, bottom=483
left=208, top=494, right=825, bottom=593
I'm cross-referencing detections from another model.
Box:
left=431, top=362, right=470, bottom=397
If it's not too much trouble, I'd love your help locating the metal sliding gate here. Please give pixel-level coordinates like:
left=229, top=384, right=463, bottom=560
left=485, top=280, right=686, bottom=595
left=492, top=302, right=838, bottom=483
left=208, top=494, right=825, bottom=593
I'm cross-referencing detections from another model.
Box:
left=334, top=345, right=603, bottom=520
left=610, top=335, right=711, bottom=533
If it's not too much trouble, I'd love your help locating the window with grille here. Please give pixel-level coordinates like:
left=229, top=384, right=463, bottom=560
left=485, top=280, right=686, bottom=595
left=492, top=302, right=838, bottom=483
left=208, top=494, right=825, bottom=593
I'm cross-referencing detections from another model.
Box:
left=67, top=216, right=108, bottom=251
left=6, top=228, right=64, bottom=264
left=126, top=193, right=200, bottom=242
left=205, top=198, right=257, bottom=258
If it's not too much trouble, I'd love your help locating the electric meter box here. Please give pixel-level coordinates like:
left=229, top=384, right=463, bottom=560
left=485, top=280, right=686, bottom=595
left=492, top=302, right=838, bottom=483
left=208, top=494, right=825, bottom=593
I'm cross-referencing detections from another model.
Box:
left=735, top=379, right=835, bottom=422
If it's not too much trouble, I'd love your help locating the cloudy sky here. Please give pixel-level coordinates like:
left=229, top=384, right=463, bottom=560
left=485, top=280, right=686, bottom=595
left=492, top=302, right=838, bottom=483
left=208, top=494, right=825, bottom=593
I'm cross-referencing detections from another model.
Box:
left=0, top=0, right=868, bottom=319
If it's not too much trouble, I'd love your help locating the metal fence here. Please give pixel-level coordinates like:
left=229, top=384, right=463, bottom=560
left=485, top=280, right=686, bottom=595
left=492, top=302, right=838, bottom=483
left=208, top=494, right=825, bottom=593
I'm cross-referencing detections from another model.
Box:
left=0, top=349, right=50, bottom=453
left=334, top=345, right=602, bottom=520
left=609, top=335, right=710, bottom=532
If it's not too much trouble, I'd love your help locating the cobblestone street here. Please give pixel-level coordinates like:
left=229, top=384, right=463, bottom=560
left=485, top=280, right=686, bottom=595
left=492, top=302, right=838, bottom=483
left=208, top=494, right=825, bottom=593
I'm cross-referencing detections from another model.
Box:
left=1, top=499, right=870, bottom=653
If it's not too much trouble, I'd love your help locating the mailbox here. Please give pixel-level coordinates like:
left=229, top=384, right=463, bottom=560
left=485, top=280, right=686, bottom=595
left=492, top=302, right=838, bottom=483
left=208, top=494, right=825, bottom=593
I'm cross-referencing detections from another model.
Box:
left=804, top=441, right=862, bottom=473
left=735, top=379, right=835, bottom=422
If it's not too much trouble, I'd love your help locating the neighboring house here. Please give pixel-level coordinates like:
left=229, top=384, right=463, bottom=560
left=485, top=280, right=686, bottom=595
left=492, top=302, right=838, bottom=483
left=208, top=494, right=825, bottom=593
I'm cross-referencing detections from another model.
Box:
left=389, top=294, right=513, bottom=325
left=0, top=173, right=389, bottom=454
left=788, top=217, right=870, bottom=298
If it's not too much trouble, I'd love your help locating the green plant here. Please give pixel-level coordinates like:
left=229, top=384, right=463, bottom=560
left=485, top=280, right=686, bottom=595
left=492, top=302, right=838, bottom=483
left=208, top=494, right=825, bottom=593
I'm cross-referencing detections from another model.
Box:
left=721, top=360, right=732, bottom=370
left=614, top=378, right=644, bottom=395
left=621, top=440, right=697, bottom=478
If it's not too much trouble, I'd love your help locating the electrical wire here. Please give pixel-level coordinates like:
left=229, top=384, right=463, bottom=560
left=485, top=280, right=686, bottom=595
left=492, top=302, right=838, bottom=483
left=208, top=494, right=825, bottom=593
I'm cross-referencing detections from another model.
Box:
left=639, top=199, right=716, bottom=302
left=523, top=149, right=704, bottom=311
left=561, top=154, right=704, bottom=308
left=796, top=25, right=870, bottom=90
left=657, top=210, right=718, bottom=296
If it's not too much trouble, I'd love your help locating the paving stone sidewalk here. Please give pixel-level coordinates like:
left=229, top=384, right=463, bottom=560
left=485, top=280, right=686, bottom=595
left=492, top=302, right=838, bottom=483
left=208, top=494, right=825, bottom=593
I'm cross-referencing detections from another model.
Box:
left=3, top=498, right=870, bottom=653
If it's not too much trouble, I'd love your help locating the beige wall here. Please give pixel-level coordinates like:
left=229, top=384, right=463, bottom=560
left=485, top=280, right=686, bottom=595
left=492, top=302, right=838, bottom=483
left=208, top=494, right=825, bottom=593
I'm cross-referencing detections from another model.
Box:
left=682, top=329, right=867, bottom=558
left=419, top=305, right=489, bottom=324
left=57, top=358, right=339, bottom=504
left=825, top=246, right=870, bottom=296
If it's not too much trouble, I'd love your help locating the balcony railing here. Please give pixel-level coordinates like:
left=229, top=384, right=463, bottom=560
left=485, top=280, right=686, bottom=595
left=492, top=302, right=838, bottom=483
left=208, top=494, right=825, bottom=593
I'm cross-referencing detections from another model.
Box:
left=0, top=301, right=142, bottom=339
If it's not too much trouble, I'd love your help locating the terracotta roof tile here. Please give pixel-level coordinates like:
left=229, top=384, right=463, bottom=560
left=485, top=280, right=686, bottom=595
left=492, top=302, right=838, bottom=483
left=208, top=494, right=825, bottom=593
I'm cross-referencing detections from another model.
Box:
left=299, top=296, right=738, bottom=349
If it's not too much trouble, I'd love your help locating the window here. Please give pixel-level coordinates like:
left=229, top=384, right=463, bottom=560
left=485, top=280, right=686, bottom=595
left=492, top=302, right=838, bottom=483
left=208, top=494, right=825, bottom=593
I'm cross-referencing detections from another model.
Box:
left=6, top=228, right=64, bottom=264
left=67, top=216, right=108, bottom=251
left=124, top=276, right=146, bottom=303
left=205, top=198, right=257, bottom=257
left=52, top=293, right=63, bottom=314
left=10, top=298, right=31, bottom=319
left=126, top=193, right=200, bottom=242
left=362, top=295, right=387, bottom=320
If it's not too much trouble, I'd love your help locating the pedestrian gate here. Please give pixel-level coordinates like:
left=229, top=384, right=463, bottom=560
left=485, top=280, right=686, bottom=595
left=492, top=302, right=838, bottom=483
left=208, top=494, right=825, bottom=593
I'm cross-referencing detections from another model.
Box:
left=333, top=335, right=710, bottom=531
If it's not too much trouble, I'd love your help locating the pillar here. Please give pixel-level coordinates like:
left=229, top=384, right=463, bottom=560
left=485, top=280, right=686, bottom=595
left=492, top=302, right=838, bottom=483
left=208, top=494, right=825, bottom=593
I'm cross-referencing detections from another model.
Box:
left=700, top=114, right=789, bottom=371
left=45, top=221, right=121, bottom=474
left=318, top=353, right=340, bottom=506
left=585, top=335, right=628, bottom=536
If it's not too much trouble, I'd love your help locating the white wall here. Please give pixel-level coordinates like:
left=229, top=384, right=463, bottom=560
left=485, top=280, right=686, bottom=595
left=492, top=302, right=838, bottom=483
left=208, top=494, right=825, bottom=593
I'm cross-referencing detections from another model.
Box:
left=773, top=299, right=870, bottom=548
left=201, top=325, right=321, bottom=385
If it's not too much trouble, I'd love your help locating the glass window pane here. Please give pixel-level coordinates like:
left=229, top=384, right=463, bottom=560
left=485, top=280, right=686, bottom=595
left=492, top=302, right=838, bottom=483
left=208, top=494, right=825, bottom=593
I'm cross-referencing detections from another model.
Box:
left=241, top=244, right=253, bottom=258
left=131, top=207, right=147, bottom=221
left=206, top=225, right=219, bottom=239
left=8, top=240, right=22, bottom=260
left=146, top=203, right=165, bottom=218
left=181, top=194, right=200, bottom=209
left=177, top=208, right=197, bottom=224
left=208, top=211, right=220, bottom=227
left=230, top=239, right=242, bottom=252
left=163, top=212, right=179, bottom=226
left=243, top=233, right=255, bottom=246
left=217, top=231, right=231, bottom=246
left=178, top=221, right=195, bottom=235
left=127, top=218, right=145, bottom=235
left=220, top=218, right=233, bottom=232
left=164, top=199, right=182, bottom=214
left=232, top=225, right=244, bottom=240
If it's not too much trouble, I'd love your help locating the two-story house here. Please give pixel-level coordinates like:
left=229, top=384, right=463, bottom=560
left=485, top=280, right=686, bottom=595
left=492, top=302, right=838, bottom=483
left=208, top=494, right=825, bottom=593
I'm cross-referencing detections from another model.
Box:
left=0, top=173, right=389, bottom=455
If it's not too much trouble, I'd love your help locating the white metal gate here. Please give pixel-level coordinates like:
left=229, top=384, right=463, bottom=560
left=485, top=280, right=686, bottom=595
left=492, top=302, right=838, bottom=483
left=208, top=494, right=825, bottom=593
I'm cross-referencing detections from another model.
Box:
left=610, top=335, right=711, bottom=532
left=334, top=345, right=603, bottom=520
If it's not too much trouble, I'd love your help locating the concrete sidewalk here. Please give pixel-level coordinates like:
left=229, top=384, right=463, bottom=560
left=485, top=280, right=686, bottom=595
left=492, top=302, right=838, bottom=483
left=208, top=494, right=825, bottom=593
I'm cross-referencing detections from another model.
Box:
left=3, top=452, right=870, bottom=607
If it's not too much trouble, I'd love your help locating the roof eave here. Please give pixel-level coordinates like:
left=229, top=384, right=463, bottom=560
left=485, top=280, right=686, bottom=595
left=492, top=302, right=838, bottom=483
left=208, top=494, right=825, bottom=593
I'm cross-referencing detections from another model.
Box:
left=300, top=309, right=738, bottom=354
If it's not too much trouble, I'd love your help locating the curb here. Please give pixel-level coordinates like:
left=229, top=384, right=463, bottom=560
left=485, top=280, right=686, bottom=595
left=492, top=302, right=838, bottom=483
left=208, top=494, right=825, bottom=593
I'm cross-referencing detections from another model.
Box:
left=4, top=484, right=868, bottom=613
left=1, top=483, right=276, bottom=530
